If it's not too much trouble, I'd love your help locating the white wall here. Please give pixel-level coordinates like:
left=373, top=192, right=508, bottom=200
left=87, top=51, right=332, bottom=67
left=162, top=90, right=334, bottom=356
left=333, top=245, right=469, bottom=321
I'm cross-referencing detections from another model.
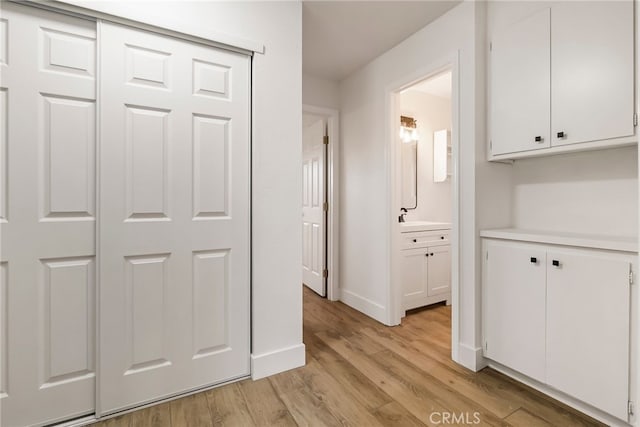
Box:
left=303, top=73, right=340, bottom=110
left=338, top=0, right=511, bottom=368
left=400, top=90, right=452, bottom=223
left=54, top=0, right=304, bottom=378
left=512, top=147, right=638, bottom=236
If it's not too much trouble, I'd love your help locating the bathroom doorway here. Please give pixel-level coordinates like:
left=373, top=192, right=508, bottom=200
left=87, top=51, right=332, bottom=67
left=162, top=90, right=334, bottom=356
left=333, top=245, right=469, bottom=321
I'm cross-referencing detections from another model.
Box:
left=388, top=58, right=460, bottom=359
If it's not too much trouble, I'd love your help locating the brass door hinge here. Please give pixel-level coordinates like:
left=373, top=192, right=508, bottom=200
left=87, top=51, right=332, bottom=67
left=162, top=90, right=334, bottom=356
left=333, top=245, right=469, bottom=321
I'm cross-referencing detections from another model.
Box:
left=323, top=135, right=329, bottom=145
left=323, top=202, right=329, bottom=212
left=322, top=269, right=328, bottom=279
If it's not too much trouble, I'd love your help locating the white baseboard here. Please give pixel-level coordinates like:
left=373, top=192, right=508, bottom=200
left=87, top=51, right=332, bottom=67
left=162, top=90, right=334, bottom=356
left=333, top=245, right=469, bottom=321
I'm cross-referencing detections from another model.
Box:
left=251, top=343, right=306, bottom=380
left=456, top=343, right=487, bottom=372
left=340, top=289, right=388, bottom=325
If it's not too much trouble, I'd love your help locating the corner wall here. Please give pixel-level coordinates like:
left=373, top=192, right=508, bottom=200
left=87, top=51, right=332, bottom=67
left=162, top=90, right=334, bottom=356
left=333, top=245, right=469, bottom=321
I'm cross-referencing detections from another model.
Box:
left=303, top=73, right=340, bottom=110
left=338, top=0, right=512, bottom=369
left=55, top=0, right=305, bottom=378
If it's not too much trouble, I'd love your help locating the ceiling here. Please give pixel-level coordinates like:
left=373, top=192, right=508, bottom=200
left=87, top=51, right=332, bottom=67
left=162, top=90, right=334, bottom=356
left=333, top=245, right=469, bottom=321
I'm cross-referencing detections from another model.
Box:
left=406, top=70, right=452, bottom=99
left=302, top=1, right=462, bottom=82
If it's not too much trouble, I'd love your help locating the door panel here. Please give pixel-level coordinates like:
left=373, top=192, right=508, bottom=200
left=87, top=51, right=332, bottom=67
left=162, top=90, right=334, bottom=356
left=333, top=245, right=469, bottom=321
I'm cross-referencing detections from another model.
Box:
left=491, top=8, right=550, bottom=155
left=302, top=116, right=326, bottom=296
left=99, top=22, right=250, bottom=414
left=401, top=248, right=429, bottom=311
left=484, top=241, right=546, bottom=383
left=551, top=1, right=634, bottom=146
left=546, top=250, right=630, bottom=420
left=427, top=246, right=450, bottom=296
left=0, top=3, right=97, bottom=426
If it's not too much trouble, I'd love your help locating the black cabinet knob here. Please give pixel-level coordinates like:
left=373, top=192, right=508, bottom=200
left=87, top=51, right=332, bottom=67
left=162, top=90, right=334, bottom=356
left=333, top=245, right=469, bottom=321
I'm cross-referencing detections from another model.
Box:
left=552, top=260, right=560, bottom=267
left=530, top=257, right=537, bottom=263
left=430, top=253, right=434, bottom=256
left=535, top=136, right=542, bottom=142
left=413, top=239, right=417, bottom=242
left=425, top=253, right=429, bottom=257
left=440, top=236, right=445, bottom=239
left=557, top=131, right=565, bottom=138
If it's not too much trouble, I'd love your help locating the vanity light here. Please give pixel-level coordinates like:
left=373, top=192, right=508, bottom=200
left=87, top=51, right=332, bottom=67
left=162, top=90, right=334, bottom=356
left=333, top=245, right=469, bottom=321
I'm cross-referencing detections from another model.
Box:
left=400, top=115, right=419, bottom=143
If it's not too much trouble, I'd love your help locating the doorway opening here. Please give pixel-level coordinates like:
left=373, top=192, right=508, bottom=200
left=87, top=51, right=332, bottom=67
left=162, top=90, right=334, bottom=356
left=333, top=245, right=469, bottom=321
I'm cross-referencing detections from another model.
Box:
left=388, top=58, right=460, bottom=360
left=301, top=105, right=339, bottom=301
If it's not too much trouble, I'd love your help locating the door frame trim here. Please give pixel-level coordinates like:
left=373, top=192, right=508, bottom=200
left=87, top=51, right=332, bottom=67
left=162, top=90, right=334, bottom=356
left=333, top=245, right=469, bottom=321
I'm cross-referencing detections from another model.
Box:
left=385, top=51, right=460, bottom=360
left=302, top=104, right=340, bottom=301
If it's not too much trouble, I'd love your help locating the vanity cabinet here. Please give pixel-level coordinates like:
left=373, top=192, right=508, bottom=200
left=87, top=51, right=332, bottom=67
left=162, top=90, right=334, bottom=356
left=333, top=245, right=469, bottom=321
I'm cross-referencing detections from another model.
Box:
left=490, top=1, right=635, bottom=159
left=482, top=232, right=635, bottom=421
left=401, top=226, right=451, bottom=311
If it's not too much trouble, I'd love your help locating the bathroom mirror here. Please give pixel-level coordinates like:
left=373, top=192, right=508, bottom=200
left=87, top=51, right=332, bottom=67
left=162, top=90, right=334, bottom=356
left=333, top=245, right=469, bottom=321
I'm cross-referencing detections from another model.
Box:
left=401, top=140, right=417, bottom=209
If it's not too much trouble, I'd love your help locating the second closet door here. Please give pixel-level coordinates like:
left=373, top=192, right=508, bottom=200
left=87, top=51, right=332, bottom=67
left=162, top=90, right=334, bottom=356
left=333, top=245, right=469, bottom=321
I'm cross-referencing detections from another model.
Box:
left=99, top=22, right=251, bottom=414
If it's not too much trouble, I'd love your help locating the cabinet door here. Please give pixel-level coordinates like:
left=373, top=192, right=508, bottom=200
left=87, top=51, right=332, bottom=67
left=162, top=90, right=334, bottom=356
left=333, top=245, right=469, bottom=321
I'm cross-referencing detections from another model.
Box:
left=551, top=1, right=634, bottom=146
left=427, top=245, right=450, bottom=296
left=546, top=250, right=630, bottom=420
left=491, top=8, right=550, bottom=156
left=484, top=241, right=546, bottom=383
left=401, top=248, right=429, bottom=311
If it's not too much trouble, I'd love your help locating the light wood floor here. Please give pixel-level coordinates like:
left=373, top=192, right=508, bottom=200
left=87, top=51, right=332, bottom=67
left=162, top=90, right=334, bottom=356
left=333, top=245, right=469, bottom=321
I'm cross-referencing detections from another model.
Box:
left=92, top=287, right=603, bottom=426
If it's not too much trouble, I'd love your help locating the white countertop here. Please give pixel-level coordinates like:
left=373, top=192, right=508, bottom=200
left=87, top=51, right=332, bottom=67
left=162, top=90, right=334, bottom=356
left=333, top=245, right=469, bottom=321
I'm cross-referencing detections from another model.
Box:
left=400, top=221, right=451, bottom=233
left=480, top=228, right=638, bottom=253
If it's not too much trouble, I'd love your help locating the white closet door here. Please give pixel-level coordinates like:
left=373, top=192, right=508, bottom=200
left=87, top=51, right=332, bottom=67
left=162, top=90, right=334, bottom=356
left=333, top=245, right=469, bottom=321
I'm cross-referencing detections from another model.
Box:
left=98, top=22, right=250, bottom=414
left=302, top=117, right=325, bottom=296
left=0, top=3, right=97, bottom=426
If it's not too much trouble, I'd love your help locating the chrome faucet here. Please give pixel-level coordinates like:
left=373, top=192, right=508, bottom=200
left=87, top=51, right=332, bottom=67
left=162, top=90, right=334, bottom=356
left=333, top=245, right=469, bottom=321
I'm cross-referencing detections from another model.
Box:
left=398, top=208, right=408, bottom=223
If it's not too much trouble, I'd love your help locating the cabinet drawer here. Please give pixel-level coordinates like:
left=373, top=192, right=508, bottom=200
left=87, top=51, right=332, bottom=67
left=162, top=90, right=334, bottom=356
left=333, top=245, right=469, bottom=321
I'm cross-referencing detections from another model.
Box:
left=401, top=230, right=449, bottom=249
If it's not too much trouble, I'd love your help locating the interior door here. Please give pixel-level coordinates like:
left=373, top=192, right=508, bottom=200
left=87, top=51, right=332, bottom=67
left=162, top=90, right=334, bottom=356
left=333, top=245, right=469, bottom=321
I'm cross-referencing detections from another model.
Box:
left=546, top=249, right=630, bottom=420
left=490, top=8, right=550, bottom=155
left=0, top=3, right=97, bottom=426
left=484, top=240, right=546, bottom=383
left=302, top=115, right=326, bottom=296
left=551, top=1, right=634, bottom=146
left=99, top=22, right=250, bottom=414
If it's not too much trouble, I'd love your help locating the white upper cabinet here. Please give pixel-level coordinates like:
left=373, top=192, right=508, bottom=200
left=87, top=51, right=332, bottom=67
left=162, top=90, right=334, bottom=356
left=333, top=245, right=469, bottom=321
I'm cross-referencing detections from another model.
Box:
left=491, top=8, right=551, bottom=156
left=490, top=1, right=635, bottom=159
left=551, top=1, right=634, bottom=147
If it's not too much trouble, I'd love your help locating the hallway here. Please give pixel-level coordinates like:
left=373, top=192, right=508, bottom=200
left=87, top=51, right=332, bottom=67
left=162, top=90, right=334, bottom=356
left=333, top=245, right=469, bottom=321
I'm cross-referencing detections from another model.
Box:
left=93, top=288, right=602, bottom=426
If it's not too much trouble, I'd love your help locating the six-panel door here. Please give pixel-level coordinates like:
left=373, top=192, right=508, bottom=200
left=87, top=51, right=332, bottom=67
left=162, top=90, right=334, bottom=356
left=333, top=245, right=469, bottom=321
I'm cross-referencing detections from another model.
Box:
left=98, top=22, right=251, bottom=415
left=0, top=4, right=97, bottom=426
left=302, top=117, right=326, bottom=296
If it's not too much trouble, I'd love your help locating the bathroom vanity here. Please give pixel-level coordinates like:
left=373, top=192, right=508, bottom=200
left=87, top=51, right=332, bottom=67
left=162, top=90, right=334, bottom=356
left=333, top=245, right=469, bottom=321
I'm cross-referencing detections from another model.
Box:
left=400, top=221, right=451, bottom=313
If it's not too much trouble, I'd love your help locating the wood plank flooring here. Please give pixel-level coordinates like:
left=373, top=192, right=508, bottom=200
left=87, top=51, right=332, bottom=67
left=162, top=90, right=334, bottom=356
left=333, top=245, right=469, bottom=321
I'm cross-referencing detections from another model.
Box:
left=91, top=287, right=603, bottom=426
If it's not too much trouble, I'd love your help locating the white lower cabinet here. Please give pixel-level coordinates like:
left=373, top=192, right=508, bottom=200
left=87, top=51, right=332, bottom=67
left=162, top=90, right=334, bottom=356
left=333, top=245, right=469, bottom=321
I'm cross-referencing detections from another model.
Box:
left=401, top=229, right=451, bottom=311
left=483, top=236, right=633, bottom=421
left=483, top=241, right=546, bottom=383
